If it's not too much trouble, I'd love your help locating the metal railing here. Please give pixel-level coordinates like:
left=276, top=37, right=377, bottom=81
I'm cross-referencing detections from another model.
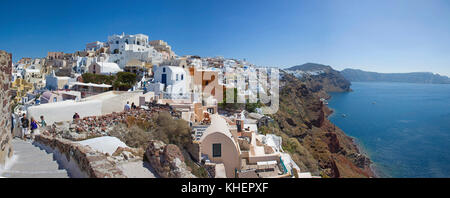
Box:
left=279, top=156, right=288, bottom=174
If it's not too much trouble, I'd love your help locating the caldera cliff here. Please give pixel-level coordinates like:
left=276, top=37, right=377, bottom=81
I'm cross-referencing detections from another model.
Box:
left=258, top=63, right=374, bottom=177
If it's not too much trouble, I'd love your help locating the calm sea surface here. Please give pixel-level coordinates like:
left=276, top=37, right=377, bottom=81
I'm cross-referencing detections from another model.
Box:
left=328, top=82, right=450, bottom=178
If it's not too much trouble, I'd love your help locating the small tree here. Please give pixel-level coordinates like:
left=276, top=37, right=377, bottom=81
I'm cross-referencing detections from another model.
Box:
left=113, top=72, right=137, bottom=90
left=81, top=73, right=115, bottom=85
left=154, top=112, right=191, bottom=148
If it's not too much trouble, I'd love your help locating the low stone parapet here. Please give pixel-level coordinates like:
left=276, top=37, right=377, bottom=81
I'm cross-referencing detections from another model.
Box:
left=34, top=134, right=126, bottom=178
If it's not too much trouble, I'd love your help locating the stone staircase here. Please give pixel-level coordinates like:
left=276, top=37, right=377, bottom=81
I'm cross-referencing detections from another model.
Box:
left=0, top=139, right=69, bottom=178
left=192, top=125, right=210, bottom=141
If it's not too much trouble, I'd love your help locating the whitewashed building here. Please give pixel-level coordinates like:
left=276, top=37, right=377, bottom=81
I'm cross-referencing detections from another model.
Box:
left=88, top=62, right=122, bottom=75
left=86, top=41, right=105, bottom=51
left=75, top=56, right=96, bottom=74
left=45, top=71, right=71, bottom=90
left=147, top=66, right=188, bottom=99
left=105, top=33, right=163, bottom=68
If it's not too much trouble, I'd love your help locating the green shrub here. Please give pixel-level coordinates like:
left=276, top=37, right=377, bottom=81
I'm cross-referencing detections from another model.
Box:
left=82, top=72, right=137, bottom=91
left=82, top=73, right=115, bottom=85
left=110, top=124, right=153, bottom=149
left=153, top=112, right=192, bottom=148
left=183, top=151, right=209, bottom=178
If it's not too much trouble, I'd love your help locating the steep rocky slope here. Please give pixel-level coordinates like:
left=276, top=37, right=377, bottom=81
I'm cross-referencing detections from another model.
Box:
left=258, top=69, right=374, bottom=178
left=286, top=63, right=352, bottom=99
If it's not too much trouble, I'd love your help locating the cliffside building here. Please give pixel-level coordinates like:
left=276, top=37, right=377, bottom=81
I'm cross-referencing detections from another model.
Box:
left=148, top=66, right=188, bottom=99
left=149, top=40, right=176, bottom=60
left=191, top=114, right=295, bottom=178
left=88, top=62, right=122, bottom=75
left=86, top=41, right=105, bottom=52
left=45, top=71, right=71, bottom=90
left=106, top=33, right=163, bottom=68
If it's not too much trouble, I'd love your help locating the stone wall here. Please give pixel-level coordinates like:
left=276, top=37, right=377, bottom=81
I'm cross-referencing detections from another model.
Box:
left=34, top=134, right=127, bottom=178
left=0, top=50, right=13, bottom=167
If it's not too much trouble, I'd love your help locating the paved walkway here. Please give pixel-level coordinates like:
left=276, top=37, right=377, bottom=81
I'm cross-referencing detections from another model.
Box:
left=0, top=139, right=69, bottom=178
left=118, top=161, right=157, bottom=178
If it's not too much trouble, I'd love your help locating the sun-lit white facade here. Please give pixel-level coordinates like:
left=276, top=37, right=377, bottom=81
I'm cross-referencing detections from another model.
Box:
left=105, top=33, right=163, bottom=68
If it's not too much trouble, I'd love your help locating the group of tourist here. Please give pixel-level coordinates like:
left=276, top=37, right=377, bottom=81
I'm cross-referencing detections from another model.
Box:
left=13, top=114, right=47, bottom=141
left=124, top=101, right=137, bottom=111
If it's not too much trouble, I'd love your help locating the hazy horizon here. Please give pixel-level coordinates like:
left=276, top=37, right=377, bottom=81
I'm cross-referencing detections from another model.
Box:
left=1, top=0, right=449, bottom=76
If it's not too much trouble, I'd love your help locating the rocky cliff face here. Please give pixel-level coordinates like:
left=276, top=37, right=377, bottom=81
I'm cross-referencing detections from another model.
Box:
left=0, top=50, right=13, bottom=168
left=145, top=140, right=196, bottom=178
left=286, top=63, right=352, bottom=99
left=259, top=70, right=374, bottom=178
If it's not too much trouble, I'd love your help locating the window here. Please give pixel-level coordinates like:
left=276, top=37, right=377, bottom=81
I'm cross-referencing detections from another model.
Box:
left=163, top=68, right=166, bottom=73
left=181, top=74, right=184, bottom=80
left=212, top=144, right=221, bottom=157
left=176, top=74, right=179, bottom=81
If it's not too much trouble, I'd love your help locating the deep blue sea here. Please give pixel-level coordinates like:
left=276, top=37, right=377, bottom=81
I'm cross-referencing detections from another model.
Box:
left=328, top=82, right=450, bottom=178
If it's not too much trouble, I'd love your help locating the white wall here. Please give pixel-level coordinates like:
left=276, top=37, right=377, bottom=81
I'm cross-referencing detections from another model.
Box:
left=27, top=100, right=103, bottom=125
left=27, top=91, right=149, bottom=125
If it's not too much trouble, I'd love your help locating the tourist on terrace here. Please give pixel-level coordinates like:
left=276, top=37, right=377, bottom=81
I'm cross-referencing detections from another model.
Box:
left=124, top=101, right=131, bottom=111
left=39, top=115, right=47, bottom=128
left=73, top=112, right=80, bottom=120
left=131, top=102, right=137, bottom=110
left=21, top=113, right=30, bottom=140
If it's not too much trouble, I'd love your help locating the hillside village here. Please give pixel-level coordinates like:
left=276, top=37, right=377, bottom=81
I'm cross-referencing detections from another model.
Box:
left=1, top=33, right=319, bottom=178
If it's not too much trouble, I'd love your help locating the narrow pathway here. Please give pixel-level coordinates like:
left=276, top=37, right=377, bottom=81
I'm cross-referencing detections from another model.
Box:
left=0, top=139, right=69, bottom=178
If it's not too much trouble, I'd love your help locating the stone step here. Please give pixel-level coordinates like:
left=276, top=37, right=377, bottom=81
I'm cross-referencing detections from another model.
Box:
left=7, top=160, right=62, bottom=172
left=0, top=138, right=70, bottom=178
left=12, top=149, right=55, bottom=159
left=2, top=170, right=69, bottom=178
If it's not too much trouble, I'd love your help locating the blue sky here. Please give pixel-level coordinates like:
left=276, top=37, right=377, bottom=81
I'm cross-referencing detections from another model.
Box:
left=1, top=0, right=449, bottom=76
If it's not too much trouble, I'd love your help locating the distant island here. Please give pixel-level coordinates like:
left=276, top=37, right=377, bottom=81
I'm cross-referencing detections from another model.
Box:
left=341, top=68, right=450, bottom=84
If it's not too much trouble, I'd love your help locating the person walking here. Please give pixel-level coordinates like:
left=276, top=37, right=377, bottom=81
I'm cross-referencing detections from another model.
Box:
left=21, top=113, right=30, bottom=140
left=131, top=102, right=137, bottom=110
left=17, top=113, right=23, bottom=138
left=11, top=113, right=15, bottom=134
left=39, top=115, right=47, bottom=128
left=30, top=117, right=38, bottom=140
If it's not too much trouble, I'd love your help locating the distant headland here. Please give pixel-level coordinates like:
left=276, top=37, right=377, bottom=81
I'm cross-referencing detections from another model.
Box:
left=340, top=68, right=450, bottom=84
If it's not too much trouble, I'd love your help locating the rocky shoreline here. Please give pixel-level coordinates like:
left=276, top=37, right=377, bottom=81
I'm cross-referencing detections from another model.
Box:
left=325, top=97, right=377, bottom=177
left=272, top=68, right=376, bottom=177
